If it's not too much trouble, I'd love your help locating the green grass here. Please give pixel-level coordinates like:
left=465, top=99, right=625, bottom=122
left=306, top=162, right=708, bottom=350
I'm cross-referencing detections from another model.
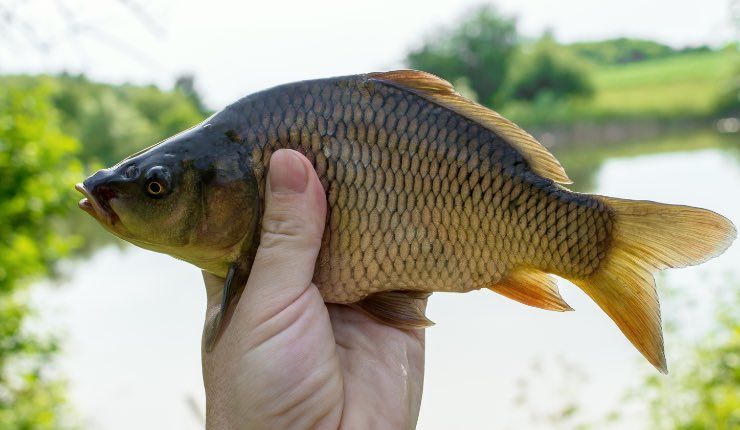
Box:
left=591, top=49, right=737, bottom=117
left=503, top=49, right=738, bottom=127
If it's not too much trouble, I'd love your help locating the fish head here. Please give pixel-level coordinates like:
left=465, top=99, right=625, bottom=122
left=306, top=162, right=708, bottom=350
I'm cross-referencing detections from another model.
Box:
left=77, top=114, right=260, bottom=276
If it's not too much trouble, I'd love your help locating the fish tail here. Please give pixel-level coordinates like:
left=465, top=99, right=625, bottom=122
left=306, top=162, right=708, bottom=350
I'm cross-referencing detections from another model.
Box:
left=569, top=196, right=735, bottom=373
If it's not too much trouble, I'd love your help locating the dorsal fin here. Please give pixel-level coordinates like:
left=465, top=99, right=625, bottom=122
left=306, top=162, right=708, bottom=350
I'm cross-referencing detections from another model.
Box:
left=367, top=70, right=572, bottom=184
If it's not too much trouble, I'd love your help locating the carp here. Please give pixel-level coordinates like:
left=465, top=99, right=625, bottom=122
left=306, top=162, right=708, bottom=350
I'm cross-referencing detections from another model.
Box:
left=76, top=71, right=736, bottom=371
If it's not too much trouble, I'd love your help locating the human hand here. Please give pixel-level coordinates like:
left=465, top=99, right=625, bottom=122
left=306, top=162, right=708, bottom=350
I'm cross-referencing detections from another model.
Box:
left=201, top=149, right=426, bottom=430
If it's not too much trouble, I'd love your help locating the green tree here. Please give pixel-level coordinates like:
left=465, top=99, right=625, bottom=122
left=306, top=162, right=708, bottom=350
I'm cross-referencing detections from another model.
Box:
left=1, top=73, right=208, bottom=255
left=501, top=36, right=593, bottom=103
left=42, top=74, right=207, bottom=166
left=406, top=5, right=518, bottom=105
left=0, top=80, right=82, bottom=428
left=175, top=74, right=209, bottom=116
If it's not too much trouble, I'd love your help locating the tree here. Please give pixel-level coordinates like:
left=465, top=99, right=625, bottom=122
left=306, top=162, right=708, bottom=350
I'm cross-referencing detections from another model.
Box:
left=42, top=74, right=207, bottom=166
left=501, top=36, right=593, bottom=103
left=0, top=79, right=82, bottom=428
left=175, top=74, right=209, bottom=115
left=406, top=5, right=518, bottom=106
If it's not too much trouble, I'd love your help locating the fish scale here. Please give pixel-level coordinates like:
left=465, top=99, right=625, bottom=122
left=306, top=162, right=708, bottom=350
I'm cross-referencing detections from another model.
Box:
left=245, top=75, right=612, bottom=302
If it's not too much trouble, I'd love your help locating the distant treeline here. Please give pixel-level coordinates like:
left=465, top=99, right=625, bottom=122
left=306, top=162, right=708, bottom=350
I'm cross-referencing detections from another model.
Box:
left=568, top=38, right=713, bottom=65
left=0, top=74, right=208, bottom=167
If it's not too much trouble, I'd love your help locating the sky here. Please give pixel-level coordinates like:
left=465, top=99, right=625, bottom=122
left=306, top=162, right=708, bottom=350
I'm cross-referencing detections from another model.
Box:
left=1, top=0, right=737, bottom=108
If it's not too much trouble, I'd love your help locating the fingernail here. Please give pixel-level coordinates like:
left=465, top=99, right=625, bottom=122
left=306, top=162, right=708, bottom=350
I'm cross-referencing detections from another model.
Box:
left=269, top=149, right=308, bottom=194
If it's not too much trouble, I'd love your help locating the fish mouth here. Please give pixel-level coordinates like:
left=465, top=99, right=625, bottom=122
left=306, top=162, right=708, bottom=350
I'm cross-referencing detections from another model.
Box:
left=75, top=183, right=119, bottom=225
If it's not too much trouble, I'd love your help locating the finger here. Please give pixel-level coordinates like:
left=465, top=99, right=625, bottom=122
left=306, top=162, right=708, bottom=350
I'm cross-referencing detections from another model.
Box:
left=236, top=149, right=327, bottom=325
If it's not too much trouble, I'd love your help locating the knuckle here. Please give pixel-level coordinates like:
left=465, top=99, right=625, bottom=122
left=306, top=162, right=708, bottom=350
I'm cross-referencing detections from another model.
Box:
left=260, top=215, right=322, bottom=251
left=260, top=202, right=324, bottom=250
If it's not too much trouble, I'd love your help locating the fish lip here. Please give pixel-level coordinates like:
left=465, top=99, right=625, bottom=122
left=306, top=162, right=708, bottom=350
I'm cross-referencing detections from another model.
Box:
left=75, top=183, right=118, bottom=225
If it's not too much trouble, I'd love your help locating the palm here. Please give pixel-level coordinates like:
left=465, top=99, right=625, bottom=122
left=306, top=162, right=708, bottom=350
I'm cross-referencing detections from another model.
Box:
left=202, top=282, right=426, bottom=430
left=327, top=303, right=425, bottom=430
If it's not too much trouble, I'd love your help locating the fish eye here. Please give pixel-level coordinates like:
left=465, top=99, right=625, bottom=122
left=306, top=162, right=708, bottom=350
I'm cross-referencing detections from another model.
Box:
left=146, top=180, right=166, bottom=196
left=144, top=166, right=170, bottom=198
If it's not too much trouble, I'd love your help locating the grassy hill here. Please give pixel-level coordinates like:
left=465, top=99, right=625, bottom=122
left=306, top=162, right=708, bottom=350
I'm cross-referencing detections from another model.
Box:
left=592, top=49, right=736, bottom=118
left=503, top=48, right=738, bottom=127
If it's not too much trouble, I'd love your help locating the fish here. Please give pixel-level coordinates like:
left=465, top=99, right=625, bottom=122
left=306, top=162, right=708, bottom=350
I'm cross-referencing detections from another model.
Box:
left=76, top=70, right=736, bottom=371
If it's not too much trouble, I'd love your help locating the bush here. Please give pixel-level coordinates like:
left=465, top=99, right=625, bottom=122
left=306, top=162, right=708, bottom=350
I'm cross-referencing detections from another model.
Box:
left=501, top=36, right=593, bottom=103
left=43, top=73, right=206, bottom=166
left=406, top=5, right=518, bottom=105
left=0, top=80, right=82, bottom=428
left=636, top=286, right=740, bottom=429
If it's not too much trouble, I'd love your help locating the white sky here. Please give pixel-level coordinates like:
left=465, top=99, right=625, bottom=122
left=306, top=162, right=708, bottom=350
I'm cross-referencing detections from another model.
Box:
left=1, top=0, right=736, bottom=108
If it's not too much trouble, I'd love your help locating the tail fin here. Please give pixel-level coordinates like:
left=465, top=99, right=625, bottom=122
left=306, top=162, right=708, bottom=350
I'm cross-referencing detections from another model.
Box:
left=571, top=197, right=736, bottom=373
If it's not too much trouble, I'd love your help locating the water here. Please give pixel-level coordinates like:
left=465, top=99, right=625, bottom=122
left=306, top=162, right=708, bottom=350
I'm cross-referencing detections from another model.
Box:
left=31, top=135, right=740, bottom=429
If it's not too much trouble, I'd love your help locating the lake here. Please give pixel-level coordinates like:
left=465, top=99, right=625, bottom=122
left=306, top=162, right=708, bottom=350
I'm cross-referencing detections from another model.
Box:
left=30, top=130, right=740, bottom=429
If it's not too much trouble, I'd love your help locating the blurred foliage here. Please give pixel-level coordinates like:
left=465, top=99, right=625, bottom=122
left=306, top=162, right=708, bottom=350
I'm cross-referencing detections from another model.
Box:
left=0, top=71, right=206, bottom=427
left=2, top=73, right=207, bottom=167
left=0, top=81, right=80, bottom=428
left=0, top=81, right=83, bottom=292
left=510, top=280, right=740, bottom=430
left=175, top=74, right=209, bottom=116
left=586, top=48, right=737, bottom=120
left=566, top=38, right=710, bottom=65
left=632, top=285, right=740, bottom=430
left=406, top=5, right=518, bottom=106
left=500, top=35, right=593, bottom=103
left=714, top=64, right=740, bottom=116
left=501, top=49, right=738, bottom=127
left=0, top=297, right=71, bottom=430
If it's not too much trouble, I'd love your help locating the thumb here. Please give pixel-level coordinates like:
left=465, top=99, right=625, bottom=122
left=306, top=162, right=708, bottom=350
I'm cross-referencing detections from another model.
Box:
left=235, top=149, right=327, bottom=326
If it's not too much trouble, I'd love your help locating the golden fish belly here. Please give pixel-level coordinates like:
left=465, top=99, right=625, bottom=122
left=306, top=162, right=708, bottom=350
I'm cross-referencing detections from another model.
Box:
left=240, top=75, right=614, bottom=304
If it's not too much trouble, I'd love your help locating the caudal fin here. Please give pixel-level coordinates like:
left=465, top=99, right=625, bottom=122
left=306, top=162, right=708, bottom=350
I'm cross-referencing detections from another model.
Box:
left=571, top=197, right=736, bottom=373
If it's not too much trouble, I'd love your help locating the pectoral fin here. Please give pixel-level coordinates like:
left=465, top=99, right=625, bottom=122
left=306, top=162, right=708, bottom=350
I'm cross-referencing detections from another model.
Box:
left=203, top=263, right=248, bottom=352
left=489, top=268, right=573, bottom=312
left=353, top=291, right=434, bottom=329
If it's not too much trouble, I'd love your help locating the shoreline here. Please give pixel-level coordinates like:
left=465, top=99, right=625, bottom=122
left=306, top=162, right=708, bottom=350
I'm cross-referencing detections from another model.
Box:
left=527, top=116, right=737, bottom=150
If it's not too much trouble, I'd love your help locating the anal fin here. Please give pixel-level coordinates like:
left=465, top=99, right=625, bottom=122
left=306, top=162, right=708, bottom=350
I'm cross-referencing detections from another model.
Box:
left=353, top=291, right=434, bottom=329
left=489, top=268, right=573, bottom=312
